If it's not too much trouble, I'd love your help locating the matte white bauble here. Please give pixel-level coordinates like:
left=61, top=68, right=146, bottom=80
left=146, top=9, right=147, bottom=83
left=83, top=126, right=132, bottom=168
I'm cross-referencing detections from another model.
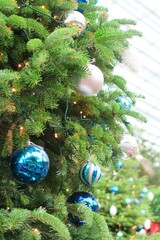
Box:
left=119, top=135, right=138, bottom=157
left=77, top=64, right=104, bottom=96
left=109, top=205, right=117, bottom=216
left=139, top=229, right=146, bottom=236
left=144, top=219, right=151, bottom=230
left=63, top=10, right=86, bottom=33
left=148, top=192, right=154, bottom=201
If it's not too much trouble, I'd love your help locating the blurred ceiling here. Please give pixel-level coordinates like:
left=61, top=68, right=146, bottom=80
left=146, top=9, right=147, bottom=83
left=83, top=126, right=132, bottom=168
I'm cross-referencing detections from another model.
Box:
left=98, top=0, right=160, bottom=152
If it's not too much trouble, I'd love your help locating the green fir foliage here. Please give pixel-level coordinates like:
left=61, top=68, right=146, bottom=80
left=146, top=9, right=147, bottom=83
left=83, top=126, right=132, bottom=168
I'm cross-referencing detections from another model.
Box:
left=0, top=0, right=146, bottom=239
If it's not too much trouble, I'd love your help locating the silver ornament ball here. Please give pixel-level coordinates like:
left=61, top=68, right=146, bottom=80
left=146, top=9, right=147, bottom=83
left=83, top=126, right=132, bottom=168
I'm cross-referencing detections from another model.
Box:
left=63, top=10, right=86, bottom=33
left=77, top=64, right=104, bottom=96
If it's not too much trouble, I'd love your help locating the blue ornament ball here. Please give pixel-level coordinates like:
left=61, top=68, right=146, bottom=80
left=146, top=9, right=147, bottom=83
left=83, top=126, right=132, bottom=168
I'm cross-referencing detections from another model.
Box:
left=125, top=198, right=131, bottom=205
left=141, top=210, right=146, bottom=215
left=136, top=225, right=143, bottom=232
left=77, top=0, right=98, bottom=3
left=116, top=161, right=123, bottom=168
left=11, top=144, right=50, bottom=184
left=134, top=198, right=140, bottom=205
left=79, top=161, right=102, bottom=185
left=128, top=177, right=134, bottom=183
left=67, top=191, right=99, bottom=225
left=116, top=231, right=123, bottom=238
left=115, top=96, right=132, bottom=110
left=110, top=186, right=119, bottom=194
left=142, top=187, right=148, bottom=194
left=140, top=193, right=145, bottom=199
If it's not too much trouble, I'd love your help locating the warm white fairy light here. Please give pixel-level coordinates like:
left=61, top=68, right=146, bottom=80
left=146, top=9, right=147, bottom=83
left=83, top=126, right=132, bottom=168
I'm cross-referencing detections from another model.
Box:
left=41, top=5, right=45, bottom=9
left=18, top=63, right=22, bottom=68
left=54, top=133, right=58, bottom=138
left=73, top=101, right=77, bottom=104
left=12, top=87, right=16, bottom=93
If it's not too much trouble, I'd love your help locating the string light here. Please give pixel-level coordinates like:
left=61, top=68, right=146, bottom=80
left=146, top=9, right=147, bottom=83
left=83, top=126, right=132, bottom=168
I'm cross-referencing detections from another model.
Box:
left=132, top=191, right=135, bottom=194
left=12, top=87, right=16, bottom=93
left=24, top=61, right=29, bottom=66
left=73, top=101, right=77, bottom=105
left=83, top=115, right=86, bottom=118
left=132, top=184, right=136, bottom=188
left=7, top=207, right=10, bottom=210
left=33, top=228, right=39, bottom=233
left=18, top=63, right=22, bottom=68
left=20, top=126, right=24, bottom=131
left=54, top=133, right=58, bottom=138
left=66, top=188, right=69, bottom=192
left=112, top=216, right=114, bottom=219
left=80, top=111, right=82, bottom=114
left=132, top=225, right=137, bottom=230
left=121, top=215, right=124, bottom=218
left=41, top=5, right=45, bottom=9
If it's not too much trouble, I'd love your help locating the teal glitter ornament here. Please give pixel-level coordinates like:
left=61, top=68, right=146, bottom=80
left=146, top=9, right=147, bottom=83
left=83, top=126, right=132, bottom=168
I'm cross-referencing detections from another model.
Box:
left=142, top=187, right=148, bottom=194
left=67, top=191, right=99, bottom=225
left=125, top=198, right=131, bottom=205
left=116, top=161, right=123, bottom=168
left=115, top=96, right=132, bottom=110
left=11, top=143, right=50, bottom=184
left=116, top=231, right=123, bottom=238
left=110, top=186, right=119, bottom=194
left=79, top=161, right=102, bottom=185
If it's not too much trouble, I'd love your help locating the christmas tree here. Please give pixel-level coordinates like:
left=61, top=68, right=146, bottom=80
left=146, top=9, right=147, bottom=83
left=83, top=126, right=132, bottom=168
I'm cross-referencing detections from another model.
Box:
left=0, top=0, right=146, bottom=239
left=95, top=159, right=154, bottom=239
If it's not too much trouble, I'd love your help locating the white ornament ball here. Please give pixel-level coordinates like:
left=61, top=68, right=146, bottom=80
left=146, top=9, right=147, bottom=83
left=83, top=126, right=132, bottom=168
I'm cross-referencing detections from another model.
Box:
left=144, top=219, right=151, bottom=230
left=119, top=135, right=138, bottom=157
left=109, top=205, right=117, bottom=216
left=63, top=10, right=86, bottom=33
left=139, top=229, right=146, bottom=236
left=148, top=192, right=154, bottom=201
left=77, top=64, right=104, bottom=96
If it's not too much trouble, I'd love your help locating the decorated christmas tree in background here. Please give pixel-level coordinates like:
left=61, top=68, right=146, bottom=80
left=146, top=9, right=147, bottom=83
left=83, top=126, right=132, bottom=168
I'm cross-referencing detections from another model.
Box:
left=0, top=0, right=147, bottom=239
left=95, top=159, right=155, bottom=239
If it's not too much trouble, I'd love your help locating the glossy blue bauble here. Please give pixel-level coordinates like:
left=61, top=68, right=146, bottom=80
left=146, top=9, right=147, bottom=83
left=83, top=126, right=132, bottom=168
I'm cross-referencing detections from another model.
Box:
left=116, top=231, right=123, bottom=238
left=134, top=198, right=140, bottom=205
left=125, top=198, right=131, bottom=205
left=136, top=225, right=143, bottom=232
left=115, top=96, right=132, bottom=110
left=79, top=162, right=102, bottom=185
left=110, top=186, right=119, bottom=194
left=67, top=191, right=99, bottom=225
left=140, top=193, right=145, bottom=199
left=116, top=161, right=123, bottom=168
left=77, top=0, right=98, bottom=3
left=11, top=144, right=50, bottom=184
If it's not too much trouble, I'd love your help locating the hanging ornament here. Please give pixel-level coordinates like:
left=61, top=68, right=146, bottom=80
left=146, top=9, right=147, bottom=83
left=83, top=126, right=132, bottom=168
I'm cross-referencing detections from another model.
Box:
left=134, top=198, right=139, bottom=205
left=140, top=210, right=146, bottom=215
left=121, top=46, right=141, bottom=73
left=67, top=191, right=99, bottom=225
left=139, top=229, right=147, bottom=236
left=115, top=96, right=132, bottom=110
left=116, top=231, right=123, bottom=238
left=142, top=187, right=148, bottom=194
left=11, top=143, right=50, bottom=184
left=140, top=193, right=145, bottom=199
left=148, top=192, right=154, bottom=201
left=109, top=205, right=117, bottom=216
left=63, top=10, right=86, bottom=33
left=136, top=225, right=143, bottom=232
left=79, top=161, right=102, bottom=185
left=119, top=135, right=138, bottom=157
left=110, top=186, right=119, bottom=194
left=125, top=198, right=131, bottom=205
left=115, top=161, right=123, bottom=168
left=77, top=0, right=98, bottom=3
left=77, top=64, right=104, bottom=96
left=128, top=177, right=134, bottom=183
left=144, top=219, right=151, bottom=230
